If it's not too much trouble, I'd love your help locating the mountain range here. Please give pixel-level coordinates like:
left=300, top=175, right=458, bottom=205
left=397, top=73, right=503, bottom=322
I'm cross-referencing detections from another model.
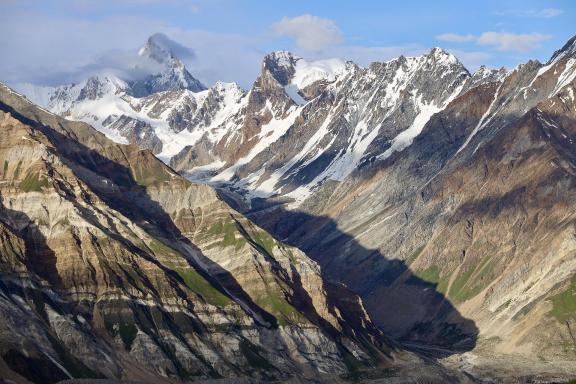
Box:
left=4, top=32, right=576, bottom=382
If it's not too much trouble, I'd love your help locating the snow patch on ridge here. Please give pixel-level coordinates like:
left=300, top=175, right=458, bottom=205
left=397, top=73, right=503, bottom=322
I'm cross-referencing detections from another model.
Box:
left=212, top=102, right=302, bottom=186
left=376, top=78, right=464, bottom=161
left=378, top=99, right=443, bottom=161
left=184, top=160, right=226, bottom=183
left=284, top=84, right=306, bottom=105
left=291, top=58, right=348, bottom=89
left=552, top=58, right=576, bottom=96
left=20, top=76, right=247, bottom=161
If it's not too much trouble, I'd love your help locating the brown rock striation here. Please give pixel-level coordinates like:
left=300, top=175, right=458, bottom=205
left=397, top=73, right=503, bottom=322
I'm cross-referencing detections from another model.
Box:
left=0, top=84, right=406, bottom=383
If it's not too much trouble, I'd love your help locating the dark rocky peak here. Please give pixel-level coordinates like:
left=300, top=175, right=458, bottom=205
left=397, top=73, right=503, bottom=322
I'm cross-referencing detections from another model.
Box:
left=508, top=59, right=544, bottom=80
left=549, top=34, right=576, bottom=64
left=262, top=51, right=302, bottom=86
left=77, top=75, right=128, bottom=101
left=470, top=65, right=507, bottom=82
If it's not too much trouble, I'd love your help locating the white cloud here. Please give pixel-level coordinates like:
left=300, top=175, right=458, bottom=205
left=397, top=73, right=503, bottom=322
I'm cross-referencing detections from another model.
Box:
left=477, top=32, right=551, bottom=52
left=436, top=33, right=476, bottom=43
left=537, top=8, right=564, bottom=18
left=435, top=31, right=552, bottom=52
left=272, top=14, right=342, bottom=52
left=0, top=10, right=263, bottom=88
left=495, top=8, right=564, bottom=18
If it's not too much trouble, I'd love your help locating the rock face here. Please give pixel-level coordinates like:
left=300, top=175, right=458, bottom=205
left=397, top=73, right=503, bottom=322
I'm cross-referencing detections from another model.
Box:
left=106, top=115, right=163, bottom=154
left=0, top=84, right=409, bottom=383
left=15, top=32, right=576, bottom=380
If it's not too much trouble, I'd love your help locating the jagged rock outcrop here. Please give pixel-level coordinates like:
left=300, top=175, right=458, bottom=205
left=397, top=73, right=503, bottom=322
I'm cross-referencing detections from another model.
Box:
left=106, top=114, right=163, bottom=154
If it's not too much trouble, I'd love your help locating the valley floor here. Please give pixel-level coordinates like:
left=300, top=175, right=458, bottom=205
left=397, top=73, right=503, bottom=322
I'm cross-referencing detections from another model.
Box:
left=440, top=352, right=576, bottom=384
left=53, top=352, right=576, bottom=384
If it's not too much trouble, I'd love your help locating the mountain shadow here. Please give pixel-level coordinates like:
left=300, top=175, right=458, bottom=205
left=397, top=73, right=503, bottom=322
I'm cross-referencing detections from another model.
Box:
left=0, top=196, right=62, bottom=290
left=219, top=196, right=479, bottom=357
left=0, top=100, right=281, bottom=331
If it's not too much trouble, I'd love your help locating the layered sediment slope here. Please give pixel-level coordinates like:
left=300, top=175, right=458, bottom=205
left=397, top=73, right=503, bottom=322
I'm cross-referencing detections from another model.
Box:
left=0, top=84, right=409, bottom=383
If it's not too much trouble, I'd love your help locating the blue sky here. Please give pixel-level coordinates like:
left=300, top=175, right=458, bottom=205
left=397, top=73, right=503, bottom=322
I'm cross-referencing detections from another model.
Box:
left=0, top=0, right=573, bottom=88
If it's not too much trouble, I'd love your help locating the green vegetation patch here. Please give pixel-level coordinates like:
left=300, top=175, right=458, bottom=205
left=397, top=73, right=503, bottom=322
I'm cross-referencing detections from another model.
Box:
left=147, top=239, right=232, bottom=307
left=415, top=265, right=441, bottom=284
left=251, top=228, right=276, bottom=256
left=448, top=256, right=495, bottom=303
left=149, top=239, right=180, bottom=257
left=409, top=263, right=450, bottom=294
left=3, top=160, right=8, bottom=175
left=437, top=274, right=450, bottom=295
left=20, top=171, right=49, bottom=192
left=13, top=160, right=22, bottom=178
left=549, top=274, right=576, bottom=322
left=200, top=215, right=282, bottom=257
left=255, top=290, right=305, bottom=326
left=202, top=218, right=247, bottom=250
left=176, top=267, right=231, bottom=307
left=512, top=300, right=538, bottom=321
left=131, top=162, right=171, bottom=186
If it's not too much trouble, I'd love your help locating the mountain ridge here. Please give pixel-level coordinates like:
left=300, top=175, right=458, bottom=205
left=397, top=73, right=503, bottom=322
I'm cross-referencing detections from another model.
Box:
left=9, top=32, right=576, bottom=381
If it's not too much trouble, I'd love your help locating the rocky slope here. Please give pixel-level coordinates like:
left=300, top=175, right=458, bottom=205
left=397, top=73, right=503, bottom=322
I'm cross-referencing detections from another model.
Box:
left=0, top=84, right=419, bottom=383
left=153, top=36, right=576, bottom=371
left=234, top=35, right=576, bottom=376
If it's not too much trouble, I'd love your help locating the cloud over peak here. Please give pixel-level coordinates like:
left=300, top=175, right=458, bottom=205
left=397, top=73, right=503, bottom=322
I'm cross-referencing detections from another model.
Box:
left=271, top=14, right=343, bottom=52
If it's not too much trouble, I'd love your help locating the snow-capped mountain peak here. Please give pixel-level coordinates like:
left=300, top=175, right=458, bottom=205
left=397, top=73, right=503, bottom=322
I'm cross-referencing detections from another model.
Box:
left=428, top=47, right=459, bottom=65
left=139, top=33, right=183, bottom=64
left=131, top=34, right=206, bottom=96
left=549, top=34, right=576, bottom=64
left=264, top=51, right=301, bottom=70
left=263, top=50, right=351, bottom=91
left=20, top=34, right=576, bottom=214
left=77, top=75, right=129, bottom=101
